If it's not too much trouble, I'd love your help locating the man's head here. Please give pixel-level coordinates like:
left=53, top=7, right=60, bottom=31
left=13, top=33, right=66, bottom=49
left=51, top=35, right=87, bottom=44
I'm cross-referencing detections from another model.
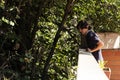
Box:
left=77, top=20, right=91, bottom=35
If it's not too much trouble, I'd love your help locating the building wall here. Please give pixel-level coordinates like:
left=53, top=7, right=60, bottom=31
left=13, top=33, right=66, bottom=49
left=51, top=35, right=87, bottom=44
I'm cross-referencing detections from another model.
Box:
left=102, top=49, right=120, bottom=80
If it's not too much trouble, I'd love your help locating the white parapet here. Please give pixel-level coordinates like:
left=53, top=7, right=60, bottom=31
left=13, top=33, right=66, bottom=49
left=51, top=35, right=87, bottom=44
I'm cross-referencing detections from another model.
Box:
left=76, top=49, right=109, bottom=80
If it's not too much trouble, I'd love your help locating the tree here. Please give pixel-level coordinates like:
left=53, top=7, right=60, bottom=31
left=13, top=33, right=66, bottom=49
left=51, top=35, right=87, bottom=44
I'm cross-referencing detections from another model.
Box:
left=0, top=0, right=120, bottom=80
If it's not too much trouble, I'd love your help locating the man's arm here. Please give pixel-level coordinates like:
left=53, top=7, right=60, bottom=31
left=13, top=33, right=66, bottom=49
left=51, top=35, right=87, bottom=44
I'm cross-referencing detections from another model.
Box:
left=88, top=40, right=104, bottom=53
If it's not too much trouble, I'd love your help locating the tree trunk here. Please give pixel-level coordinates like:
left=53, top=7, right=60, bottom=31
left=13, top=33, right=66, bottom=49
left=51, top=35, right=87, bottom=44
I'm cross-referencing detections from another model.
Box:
left=41, top=0, right=75, bottom=80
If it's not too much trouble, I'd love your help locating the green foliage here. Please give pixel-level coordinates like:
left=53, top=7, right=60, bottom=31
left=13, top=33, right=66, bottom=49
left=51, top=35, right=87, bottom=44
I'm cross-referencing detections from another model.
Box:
left=0, top=0, right=120, bottom=80
left=73, top=0, right=120, bottom=32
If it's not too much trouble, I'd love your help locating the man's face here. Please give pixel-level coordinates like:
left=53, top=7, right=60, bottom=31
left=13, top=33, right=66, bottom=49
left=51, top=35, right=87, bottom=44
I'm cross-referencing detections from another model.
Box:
left=79, top=28, right=88, bottom=35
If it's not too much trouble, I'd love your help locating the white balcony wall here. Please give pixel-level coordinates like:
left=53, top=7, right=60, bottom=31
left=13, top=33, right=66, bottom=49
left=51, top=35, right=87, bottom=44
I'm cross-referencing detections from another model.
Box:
left=76, top=49, right=109, bottom=80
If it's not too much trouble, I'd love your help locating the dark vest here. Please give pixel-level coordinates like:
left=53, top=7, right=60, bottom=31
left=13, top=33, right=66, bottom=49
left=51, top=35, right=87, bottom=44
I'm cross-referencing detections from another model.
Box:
left=85, top=30, right=100, bottom=61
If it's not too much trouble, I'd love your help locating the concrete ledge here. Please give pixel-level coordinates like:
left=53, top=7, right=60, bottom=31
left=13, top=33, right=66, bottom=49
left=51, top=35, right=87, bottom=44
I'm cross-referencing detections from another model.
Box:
left=76, top=49, right=109, bottom=80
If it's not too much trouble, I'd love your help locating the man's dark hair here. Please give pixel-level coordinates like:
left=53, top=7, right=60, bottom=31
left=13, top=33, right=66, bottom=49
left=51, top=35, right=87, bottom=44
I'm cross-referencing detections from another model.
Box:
left=77, top=20, right=91, bottom=30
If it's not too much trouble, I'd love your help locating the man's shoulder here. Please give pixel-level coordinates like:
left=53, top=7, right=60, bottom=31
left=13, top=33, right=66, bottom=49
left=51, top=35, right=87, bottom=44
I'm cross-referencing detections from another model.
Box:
left=87, top=30, right=95, bottom=37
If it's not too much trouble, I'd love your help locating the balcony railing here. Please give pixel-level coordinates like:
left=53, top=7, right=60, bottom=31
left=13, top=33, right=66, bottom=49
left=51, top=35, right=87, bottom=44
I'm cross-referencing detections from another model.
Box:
left=76, top=49, right=109, bottom=80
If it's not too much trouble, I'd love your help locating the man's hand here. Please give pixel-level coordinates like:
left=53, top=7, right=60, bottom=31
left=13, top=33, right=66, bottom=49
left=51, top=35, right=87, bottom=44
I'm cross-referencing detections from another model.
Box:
left=87, top=48, right=93, bottom=53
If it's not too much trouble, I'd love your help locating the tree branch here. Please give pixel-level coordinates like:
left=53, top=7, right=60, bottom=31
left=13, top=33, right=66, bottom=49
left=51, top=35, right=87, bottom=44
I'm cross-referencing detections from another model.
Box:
left=41, top=0, right=75, bottom=79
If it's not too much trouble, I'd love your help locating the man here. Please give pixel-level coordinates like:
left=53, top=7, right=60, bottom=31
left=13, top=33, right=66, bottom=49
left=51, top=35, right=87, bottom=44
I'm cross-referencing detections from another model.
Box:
left=77, top=20, right=104, bottom=62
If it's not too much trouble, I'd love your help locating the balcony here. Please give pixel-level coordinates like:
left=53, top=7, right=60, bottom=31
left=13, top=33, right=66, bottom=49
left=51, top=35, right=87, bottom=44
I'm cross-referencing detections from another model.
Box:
left=76, top=49, right=109, bottom=80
